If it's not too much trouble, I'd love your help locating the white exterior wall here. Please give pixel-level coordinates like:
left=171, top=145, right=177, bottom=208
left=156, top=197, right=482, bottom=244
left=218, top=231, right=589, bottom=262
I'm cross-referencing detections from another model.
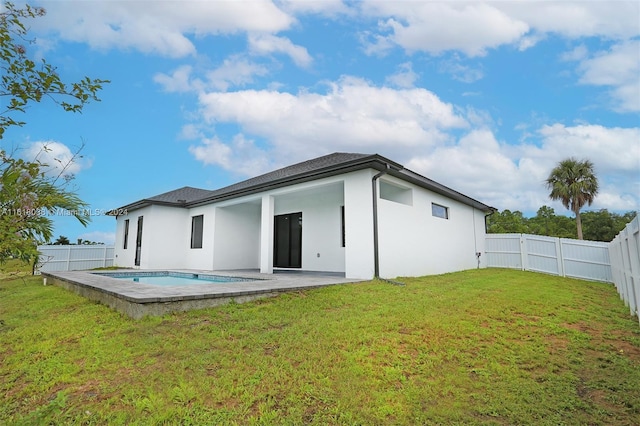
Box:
left=184, top=205, right=216, bottom=270
left=113, top=206, right=151, bottom=268
left=113, top=213, right=131, bottom=267
left=139, top=205, right=189, bottom=269
left=212, top=203, right=261, bottom=270
left=113, top=205, right=189, bottom=269
left=377, top=175, right=486, bottom=278
left=343, top=170, right=376, bottom=279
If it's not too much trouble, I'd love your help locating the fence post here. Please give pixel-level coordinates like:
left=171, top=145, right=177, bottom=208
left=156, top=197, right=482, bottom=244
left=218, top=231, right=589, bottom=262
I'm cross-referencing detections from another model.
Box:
left=609, top=238, right=624, bottom=302
left=520, top=234, right=527, bottom=271
left=624, top=229, right=639, bottom=319
left=555, top=237, right=565, bottom=277
left=65, top=245, right=71, bottom=271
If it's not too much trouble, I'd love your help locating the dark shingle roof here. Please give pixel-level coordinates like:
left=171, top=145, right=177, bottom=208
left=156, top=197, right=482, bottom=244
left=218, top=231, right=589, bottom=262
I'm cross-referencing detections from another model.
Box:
left=147, top=186, right=215, bottom=204
left=110, top=152, right=494, bottom=214
left=212, top=153, right=369, bottom=195
left=195, top=152, right=374, bottom=205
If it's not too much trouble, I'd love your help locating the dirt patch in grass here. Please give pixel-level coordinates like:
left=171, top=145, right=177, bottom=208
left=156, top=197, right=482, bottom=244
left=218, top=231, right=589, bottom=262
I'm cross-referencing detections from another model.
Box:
left=565, top=320, right=640, bottom=360
left=70, top=380, right=101, bottom=400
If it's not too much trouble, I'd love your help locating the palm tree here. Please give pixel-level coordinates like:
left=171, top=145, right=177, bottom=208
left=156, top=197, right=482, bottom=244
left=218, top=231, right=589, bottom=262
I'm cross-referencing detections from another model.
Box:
left=53, top=236, right=70, bottom=245
left=545, top=158, right=599, bottom=240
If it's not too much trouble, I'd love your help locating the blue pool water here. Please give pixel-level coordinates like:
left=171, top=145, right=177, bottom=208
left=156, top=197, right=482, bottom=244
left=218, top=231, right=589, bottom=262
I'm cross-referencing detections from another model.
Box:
left=97, top=272, right=249, bottom=287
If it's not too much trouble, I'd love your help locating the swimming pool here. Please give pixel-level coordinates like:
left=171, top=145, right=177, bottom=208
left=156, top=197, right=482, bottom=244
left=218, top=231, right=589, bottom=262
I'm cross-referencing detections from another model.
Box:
left=43, top=270, right=355, bottom=318
left=96, top=271, right=251, bottom=287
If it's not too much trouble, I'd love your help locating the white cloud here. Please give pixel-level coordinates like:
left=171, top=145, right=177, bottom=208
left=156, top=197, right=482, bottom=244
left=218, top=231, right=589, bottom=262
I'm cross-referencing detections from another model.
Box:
left=502, top=1, right=640, bottom=40
left=560, top=45, right=588, bottom=62
left=359, top=29, right=396, bottom=57
left=193, top=76, right=467, bottom=164
left=519, top=124, right=640, bottom=211
left=407, top=128, right=521, bottom=196
left=206, top=55, right=270, bottom=91
left=361, top=1, right=640, bottom=57
left=27, top=1, right=637, bottom=217
left=23, top=141, right=91, bottom=178
left=186, top=76, right=638, bottom=214
left=188, top=134, right=272, bottom=176
left=531, top=124, right=640, bottom=175
left=153, top=65, right=201, bottom=93
left=361, top=2, right=530, bottom=56
left=406, top=123, right=640, bottom=213
left=35, top=0, right=639, bottom=61
left=36, top=1, right=294, bottom=57
left=438, top=56, right=484, bottom=83
left=576, top=40, right=640, bottom=112
left=248, top=34, right=313, bottom=68
left=385, top=62, right=419, bottom=88
left=139, top=68, right=640, bottom=219
left=179, top=124, right=203, bottom=140
left=154, top=56, right=270, bottom=93
left=596, top=183, right=640, bottom=213
left=517, top=33, right=545, bottom=52
left=279, top=0, right=351, bottom=16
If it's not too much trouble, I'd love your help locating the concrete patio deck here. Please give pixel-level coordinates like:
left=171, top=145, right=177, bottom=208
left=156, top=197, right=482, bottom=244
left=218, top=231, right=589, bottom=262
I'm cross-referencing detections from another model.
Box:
left=41, top=269, right=363, bottom=319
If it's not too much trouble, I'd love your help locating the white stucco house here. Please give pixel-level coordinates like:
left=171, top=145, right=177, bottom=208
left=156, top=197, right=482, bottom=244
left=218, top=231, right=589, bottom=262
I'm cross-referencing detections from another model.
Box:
left=109, top=153, right=495, bottom=279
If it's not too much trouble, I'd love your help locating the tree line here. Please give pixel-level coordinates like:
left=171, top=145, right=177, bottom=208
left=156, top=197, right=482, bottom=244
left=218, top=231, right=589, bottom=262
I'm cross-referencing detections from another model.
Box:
left=487, top=206, right=636, bottom=242
left=51, top=236, right=104, bottom=246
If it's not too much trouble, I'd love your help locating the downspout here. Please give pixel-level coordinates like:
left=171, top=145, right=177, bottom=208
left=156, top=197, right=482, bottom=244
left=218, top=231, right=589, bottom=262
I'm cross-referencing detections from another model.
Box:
left=372, top=165, right=390, bottom=278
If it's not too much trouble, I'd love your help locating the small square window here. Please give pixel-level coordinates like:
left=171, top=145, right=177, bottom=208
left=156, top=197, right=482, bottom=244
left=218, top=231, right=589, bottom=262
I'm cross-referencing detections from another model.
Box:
left=432, top=203, right=449, bottom=219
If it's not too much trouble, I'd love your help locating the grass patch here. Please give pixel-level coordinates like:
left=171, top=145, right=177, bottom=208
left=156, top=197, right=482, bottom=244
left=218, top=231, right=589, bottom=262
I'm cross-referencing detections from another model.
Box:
left=1, top=269, right=639, bottom=424
left=91, top=266, right=132, bottom=271
left=0, top=259, right=32, bottom=281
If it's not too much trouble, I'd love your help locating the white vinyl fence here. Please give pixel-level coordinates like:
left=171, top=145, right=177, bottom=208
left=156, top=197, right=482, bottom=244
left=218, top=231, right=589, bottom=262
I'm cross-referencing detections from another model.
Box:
left=37, top=245, right=114, bottom=273
left=486, top=234, right=612, bottom=282
left=609, top=215, right=640, bottom=323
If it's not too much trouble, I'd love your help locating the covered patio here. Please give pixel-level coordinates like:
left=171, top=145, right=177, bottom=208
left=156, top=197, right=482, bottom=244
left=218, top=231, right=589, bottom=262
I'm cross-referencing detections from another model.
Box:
left=209, top=180, right=347, bottom=275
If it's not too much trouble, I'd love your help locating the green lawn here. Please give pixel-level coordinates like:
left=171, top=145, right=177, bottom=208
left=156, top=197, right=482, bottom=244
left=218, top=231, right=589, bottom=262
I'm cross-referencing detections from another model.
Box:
left=1, top=268, right=639, bottom=425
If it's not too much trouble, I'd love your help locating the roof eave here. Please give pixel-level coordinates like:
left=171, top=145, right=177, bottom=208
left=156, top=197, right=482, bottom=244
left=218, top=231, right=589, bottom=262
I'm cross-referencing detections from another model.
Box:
left=108, top=153, right=494, bottom=214
left=187, top=154, right=396, bottom=208
left=106, top=199, right=186, bottom=216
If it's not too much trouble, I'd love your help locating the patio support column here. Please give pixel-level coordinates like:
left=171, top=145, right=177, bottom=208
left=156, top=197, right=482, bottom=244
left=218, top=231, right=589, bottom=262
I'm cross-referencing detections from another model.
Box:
left=260, top=194, right=274, bottom=274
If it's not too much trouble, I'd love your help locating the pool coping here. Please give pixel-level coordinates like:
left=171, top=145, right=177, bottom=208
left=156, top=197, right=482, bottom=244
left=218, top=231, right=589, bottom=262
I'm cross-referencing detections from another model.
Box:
left=41, top=269, right=362, bottom=319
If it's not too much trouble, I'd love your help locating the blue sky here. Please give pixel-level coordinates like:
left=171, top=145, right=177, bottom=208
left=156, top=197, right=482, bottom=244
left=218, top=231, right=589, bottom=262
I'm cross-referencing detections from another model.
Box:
left=4, top=0, right=639, bottom=245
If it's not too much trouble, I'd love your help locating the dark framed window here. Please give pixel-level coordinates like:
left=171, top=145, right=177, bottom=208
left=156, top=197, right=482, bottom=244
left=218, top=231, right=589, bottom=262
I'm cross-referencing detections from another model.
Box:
left=123, top=219, right=129, bottom=249
left=432, top=203, right=449, bottom=219
left=135, top=216, right=143, bottom=266
left=341, top=206, right=346, bottom=247
left=191, top=215, right=204, bottom=249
